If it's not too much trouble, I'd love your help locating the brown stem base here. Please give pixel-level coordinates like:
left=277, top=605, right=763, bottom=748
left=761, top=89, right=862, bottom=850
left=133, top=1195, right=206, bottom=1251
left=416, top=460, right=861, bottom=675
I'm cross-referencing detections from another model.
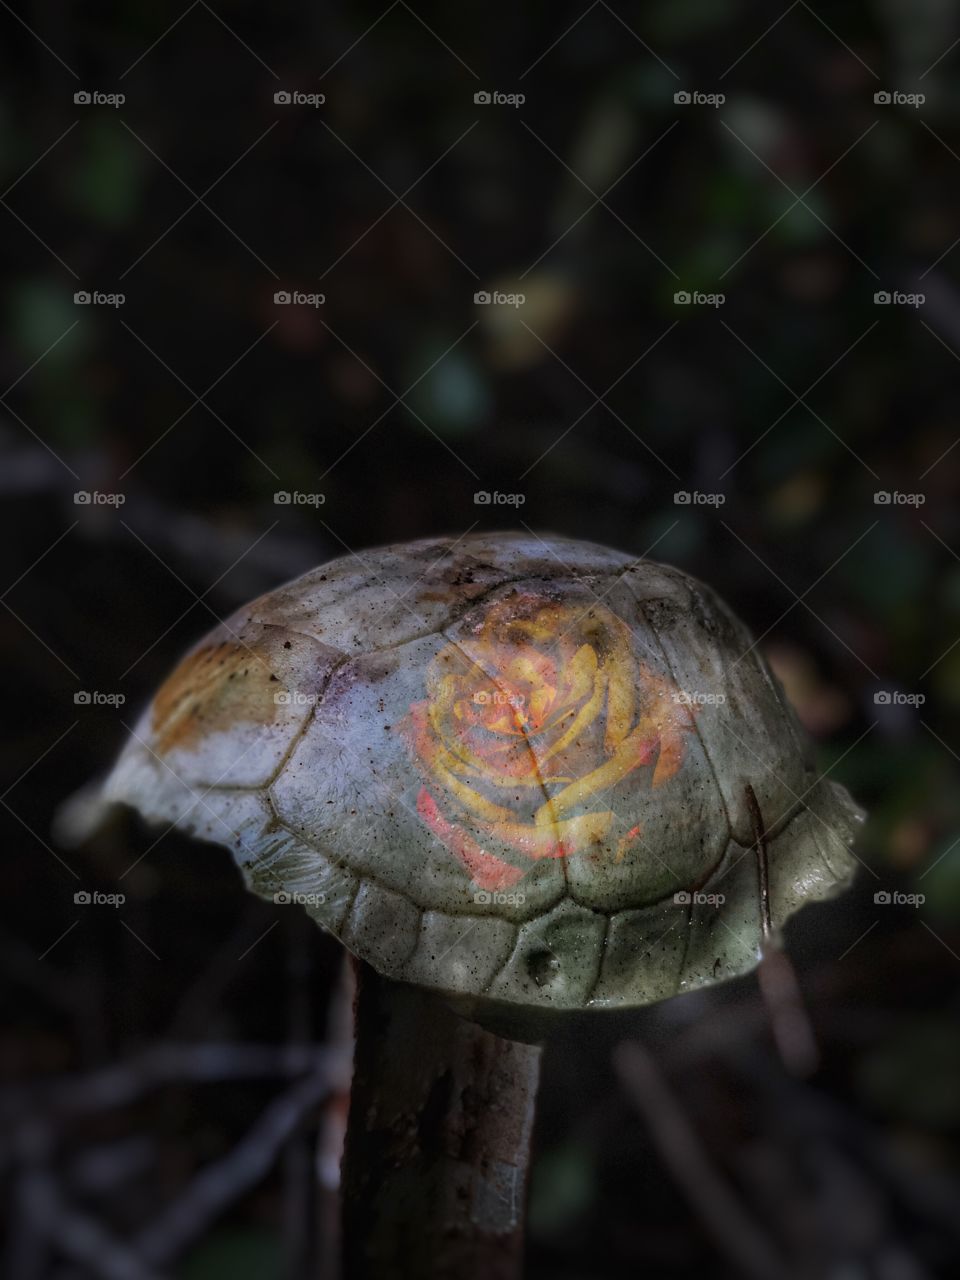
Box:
left=340, top=962, right=542, bottom=1280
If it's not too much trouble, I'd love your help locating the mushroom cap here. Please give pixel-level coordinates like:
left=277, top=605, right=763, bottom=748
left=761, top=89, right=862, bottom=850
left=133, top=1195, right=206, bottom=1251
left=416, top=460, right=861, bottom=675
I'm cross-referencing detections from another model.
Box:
left=103, top=532, right=863, bottom=1022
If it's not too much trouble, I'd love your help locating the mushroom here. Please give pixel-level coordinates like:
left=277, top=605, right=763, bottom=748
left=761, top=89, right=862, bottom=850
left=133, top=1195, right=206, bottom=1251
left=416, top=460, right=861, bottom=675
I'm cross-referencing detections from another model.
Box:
left=101, top=532, right=863, bottom=1278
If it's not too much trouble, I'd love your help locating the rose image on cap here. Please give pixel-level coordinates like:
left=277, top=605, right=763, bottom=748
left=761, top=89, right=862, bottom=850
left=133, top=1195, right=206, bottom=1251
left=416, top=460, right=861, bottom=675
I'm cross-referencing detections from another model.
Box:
left=400, top=593, right=696, bottom=892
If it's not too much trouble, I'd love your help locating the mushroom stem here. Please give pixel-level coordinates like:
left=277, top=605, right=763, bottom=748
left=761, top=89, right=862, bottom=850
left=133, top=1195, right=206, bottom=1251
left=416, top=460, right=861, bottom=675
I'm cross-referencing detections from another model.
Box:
left=340, top=962, right=542, bottom=1280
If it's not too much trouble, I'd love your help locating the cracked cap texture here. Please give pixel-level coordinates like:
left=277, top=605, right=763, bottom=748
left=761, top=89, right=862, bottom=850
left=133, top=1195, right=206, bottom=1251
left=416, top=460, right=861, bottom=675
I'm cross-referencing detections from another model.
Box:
left=103, top=532, right=864, bottom=1021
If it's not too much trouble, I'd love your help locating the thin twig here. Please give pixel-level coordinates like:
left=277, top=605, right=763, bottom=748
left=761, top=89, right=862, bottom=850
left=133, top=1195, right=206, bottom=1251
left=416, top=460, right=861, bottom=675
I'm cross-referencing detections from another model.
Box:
left=134, top=1069, right=332, bottom=1268
left=5, top=1042, right=340, bottom=1116
left=745, top=782, right=772, bottom=941
left=746, top=783, right=819, bottom=1077
left=22, top=1169, right=164, bottom=1280
left=614, top=1040, right=789, bottom=1280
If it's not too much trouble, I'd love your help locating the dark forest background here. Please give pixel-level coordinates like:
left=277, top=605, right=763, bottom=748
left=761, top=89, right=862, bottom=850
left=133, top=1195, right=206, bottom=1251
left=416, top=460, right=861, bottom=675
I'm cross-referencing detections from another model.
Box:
left=2, top=2, right=960, bottom=1276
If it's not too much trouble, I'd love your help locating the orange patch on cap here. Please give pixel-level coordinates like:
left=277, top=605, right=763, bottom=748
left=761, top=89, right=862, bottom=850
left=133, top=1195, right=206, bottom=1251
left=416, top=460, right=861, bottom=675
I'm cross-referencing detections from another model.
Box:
left=151, top=641, right=281, bottom=754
